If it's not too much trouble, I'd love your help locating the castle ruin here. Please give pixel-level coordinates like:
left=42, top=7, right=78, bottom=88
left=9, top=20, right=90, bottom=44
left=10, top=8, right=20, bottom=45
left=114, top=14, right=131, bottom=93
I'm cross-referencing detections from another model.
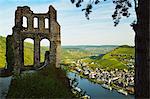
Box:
left=6, top=5, right=61, bottom=73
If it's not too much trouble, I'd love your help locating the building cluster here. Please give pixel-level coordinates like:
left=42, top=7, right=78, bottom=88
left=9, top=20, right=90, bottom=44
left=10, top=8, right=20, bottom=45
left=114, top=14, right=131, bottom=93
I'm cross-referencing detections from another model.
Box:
left=68, top=59, right=135, bottom=95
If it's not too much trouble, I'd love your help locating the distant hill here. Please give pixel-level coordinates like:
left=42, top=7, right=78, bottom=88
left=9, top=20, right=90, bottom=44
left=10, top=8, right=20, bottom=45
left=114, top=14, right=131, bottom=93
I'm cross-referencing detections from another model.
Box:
left=102, top=45, right=135, bottom=59
left=0, top=36, right=48, bottom=68
left=62, top=45, right=118, bottom=49
left=97, top=45, right=135, bottom=70
left=61, top=45, right=117, bottom=63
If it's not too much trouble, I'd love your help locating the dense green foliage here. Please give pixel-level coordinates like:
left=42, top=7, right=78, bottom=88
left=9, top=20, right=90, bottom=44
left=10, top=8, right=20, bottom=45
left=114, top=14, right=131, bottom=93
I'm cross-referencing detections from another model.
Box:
left=7, top=66, right=73, bottom=98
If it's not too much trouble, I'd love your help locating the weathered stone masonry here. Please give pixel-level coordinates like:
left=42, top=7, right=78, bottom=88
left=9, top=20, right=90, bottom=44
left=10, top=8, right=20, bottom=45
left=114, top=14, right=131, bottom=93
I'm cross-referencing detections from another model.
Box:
left=6, top=5, right=61, bottom=73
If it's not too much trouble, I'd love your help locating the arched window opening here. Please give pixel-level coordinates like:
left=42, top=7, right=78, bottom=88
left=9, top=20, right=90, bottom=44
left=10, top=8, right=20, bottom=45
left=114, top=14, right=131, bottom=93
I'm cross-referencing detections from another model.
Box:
left=24, top=38, right=34, bottom=66
left=40, top=39, right=50, bottom=62
left=23, top=16, right=27, bottom=27
left=45, top=18, right=49, bottom=28
left=34, top=17, right=38, bottom=28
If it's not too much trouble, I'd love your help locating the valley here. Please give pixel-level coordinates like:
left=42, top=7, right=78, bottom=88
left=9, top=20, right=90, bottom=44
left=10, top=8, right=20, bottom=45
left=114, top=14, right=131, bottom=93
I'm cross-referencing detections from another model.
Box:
left=0, top=36, right=135, bottom=97
left=62, top=45, right=135, bottom=95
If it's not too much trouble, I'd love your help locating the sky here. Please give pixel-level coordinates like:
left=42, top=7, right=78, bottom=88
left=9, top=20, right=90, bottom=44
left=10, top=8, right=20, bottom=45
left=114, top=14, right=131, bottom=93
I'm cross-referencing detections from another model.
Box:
left=0, top=0, right=136, bottom=46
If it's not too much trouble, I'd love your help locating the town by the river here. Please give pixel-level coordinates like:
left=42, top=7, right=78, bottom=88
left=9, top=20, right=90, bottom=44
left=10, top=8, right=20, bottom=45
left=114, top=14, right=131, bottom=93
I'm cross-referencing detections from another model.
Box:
left=67, top=72, right=134, bottom=99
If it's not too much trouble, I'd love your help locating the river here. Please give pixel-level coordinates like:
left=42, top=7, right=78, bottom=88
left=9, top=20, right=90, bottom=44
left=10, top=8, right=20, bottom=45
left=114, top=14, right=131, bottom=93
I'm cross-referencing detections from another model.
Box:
left=67, top=72, right=134, bottom=99
left=0, top=71, right=134, bottom=99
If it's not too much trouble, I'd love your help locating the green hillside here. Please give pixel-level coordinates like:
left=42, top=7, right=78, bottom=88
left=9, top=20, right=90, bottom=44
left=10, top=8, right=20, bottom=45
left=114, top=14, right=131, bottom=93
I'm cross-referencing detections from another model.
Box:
left=0, top=36, right=48, bottom=68
left=0, top=36, right=6, bottom=67
left=102, top=45, right=134, bottom=59
left=79, top=45, right=135, bottom=70
left=97, top=45, right=135, bottom=70
left=24, top=42, right=34, bottom=65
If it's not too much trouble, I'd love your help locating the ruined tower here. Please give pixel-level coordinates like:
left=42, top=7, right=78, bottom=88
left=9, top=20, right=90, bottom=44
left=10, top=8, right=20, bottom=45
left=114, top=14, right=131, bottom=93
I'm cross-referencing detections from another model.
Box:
left=6, top=5, right=61, bottom=73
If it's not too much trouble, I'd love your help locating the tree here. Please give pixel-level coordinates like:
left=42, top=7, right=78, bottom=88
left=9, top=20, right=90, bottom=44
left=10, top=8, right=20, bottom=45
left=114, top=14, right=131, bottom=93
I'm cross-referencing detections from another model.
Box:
left=70, top=0, right=150, bottom=98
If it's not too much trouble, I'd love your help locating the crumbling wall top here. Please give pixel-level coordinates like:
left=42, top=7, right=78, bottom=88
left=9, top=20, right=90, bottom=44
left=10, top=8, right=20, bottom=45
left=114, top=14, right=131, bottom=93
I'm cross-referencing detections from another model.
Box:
left=17, top=6, right=31, bottom=10
left=13, top=5, right=59, bottom=34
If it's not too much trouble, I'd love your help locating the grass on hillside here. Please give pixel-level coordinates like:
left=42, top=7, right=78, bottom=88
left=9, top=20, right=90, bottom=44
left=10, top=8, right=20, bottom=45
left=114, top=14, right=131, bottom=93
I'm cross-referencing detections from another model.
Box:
left=95, top=59, right=127, bottom=70
left=24, top=42, right=34, bottom=65
left=101, top=46, right=135, bottom=69
left=7, top=65, right=74, bottom=98
left=0, top=36, right=6, bottom=67
left=81, top=57, right=127, bottom=70
left=103, top=47, right=134, bottom=59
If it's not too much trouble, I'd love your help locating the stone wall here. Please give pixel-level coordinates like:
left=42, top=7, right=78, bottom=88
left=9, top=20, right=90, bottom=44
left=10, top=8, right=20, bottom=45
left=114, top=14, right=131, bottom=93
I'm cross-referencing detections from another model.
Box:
left=6, top=35, right=14, bottom=71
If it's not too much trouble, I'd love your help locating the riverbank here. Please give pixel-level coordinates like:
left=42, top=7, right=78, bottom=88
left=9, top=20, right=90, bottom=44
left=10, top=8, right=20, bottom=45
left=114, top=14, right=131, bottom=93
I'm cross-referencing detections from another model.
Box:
left=65, top=66, right=134, bottom=96
left=67, top=72, right=134, bottom=99
left=6, top=65, right=74, bottom=98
